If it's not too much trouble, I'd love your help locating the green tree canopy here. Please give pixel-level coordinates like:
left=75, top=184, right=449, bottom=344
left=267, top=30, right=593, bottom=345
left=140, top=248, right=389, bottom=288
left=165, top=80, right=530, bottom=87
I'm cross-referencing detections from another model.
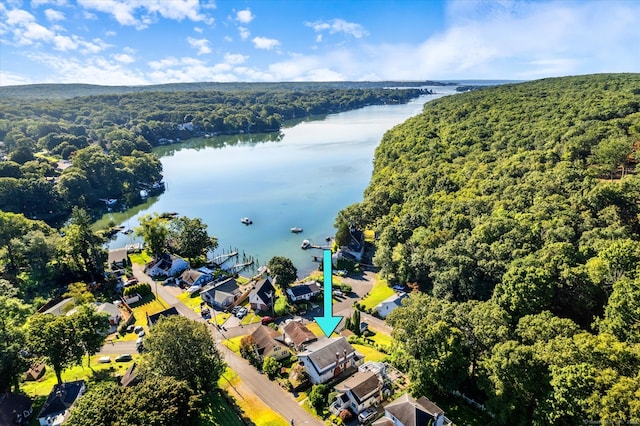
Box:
left=267, top=256, right=298, bottom=289
left=168, top=216, right=218, bottom=261
left=139, top=315, right=225, bottom=393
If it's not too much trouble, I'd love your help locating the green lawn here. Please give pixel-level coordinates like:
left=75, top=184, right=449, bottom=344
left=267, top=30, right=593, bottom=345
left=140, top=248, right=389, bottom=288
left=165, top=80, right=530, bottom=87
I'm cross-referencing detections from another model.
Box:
left=366, top=329, right=393, bottom=351
left=222, top=336, right=244, bottom=354
left=241, top=310, right=261, bottom=325
left=129, top=251, right=152, bottom=265
left=359, top=275, right=394, bottom=311
left=352, top=344, right=387, bottom=362
left=178, top=291, right=205, bottom=311
left=305, top=321, right=339, bottom=338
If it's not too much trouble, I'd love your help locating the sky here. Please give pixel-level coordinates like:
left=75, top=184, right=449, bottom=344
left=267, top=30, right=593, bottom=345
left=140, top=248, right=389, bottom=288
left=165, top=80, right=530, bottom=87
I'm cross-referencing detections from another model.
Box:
left=0, top=0, right=639, bottom=86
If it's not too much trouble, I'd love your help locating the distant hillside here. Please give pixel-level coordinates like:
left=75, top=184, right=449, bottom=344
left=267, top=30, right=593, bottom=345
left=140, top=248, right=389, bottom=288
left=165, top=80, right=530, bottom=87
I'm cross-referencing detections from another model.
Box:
left=0, top=80, right=456, bottom=100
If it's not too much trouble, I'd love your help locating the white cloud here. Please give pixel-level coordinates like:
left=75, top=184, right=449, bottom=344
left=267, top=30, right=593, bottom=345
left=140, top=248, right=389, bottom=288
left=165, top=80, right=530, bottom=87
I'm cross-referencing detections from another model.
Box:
left=113, top=52, right=135, bottom=63
left=224, top=53, right=247, bottom=65
left=44, top=8, right=64, bottom=21
left=236, top=9, right=254, bottom=24
left=0, top=70, right=33, bottom=86
left=194, top=26, right=203, bottom=33
left=187, top=36, right=211, bottom=55
left=238, top=26, right=250, bottom=40
left=77, top=0, right=212, bottom=30
left=31, top=0, right=67, bottom=7
left=306, top=18, right=368, bottom=38
left=224, top=35, right=232, bottom=43
left=252, top=36, right=280, bottom=50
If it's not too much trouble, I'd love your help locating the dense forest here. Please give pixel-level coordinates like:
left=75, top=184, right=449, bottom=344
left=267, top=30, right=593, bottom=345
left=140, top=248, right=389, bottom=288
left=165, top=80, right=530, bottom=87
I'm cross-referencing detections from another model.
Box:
left=0, top=86, right=425, bottom=224
left=338, top=74, right=640, bottom=423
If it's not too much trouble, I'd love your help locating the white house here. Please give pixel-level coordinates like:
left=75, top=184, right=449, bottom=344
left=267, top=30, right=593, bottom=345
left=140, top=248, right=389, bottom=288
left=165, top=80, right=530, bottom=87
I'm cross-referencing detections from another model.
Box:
left=331, top=371, right=382, bottom=416
left=200, top=278, right=240, bottom=309
left=297, top=337, right=363, bottom=385
left=249, top=278, right=276, bottom=312
left=371, top=393, right=452, bottom=426
left=375, top=292, right=408, bottom=318
left=145, top=253, right=189, bottom=277
left=286, top=281, right=322, bottom=302
left=37, top=380, right=86, bottom=426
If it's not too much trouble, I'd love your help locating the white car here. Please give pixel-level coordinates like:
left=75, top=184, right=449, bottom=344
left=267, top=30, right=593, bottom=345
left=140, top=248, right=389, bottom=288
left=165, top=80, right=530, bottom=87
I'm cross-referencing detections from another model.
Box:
left=358, top=407, right=378, bottom=424
left=98, top=356, right=111, bottom=363
left=236, top=307, right=248, bottom=318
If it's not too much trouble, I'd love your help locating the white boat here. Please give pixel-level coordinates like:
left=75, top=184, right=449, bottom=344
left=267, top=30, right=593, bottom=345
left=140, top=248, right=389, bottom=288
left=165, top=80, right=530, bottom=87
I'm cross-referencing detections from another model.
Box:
left=291, top=227, right=303, bottom=233
left=301, top=239, right=311, bottom=249
left=241, top=217, right=253, bottom=225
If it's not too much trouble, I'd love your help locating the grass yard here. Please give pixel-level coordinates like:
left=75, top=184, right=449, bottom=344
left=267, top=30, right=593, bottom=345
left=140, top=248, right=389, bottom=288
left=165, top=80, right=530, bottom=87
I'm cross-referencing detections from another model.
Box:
left=241, top=310, right=261, bottom=325
left=352, top=343, right=387, bottom=362
left=366, top=329, right=393, bottom=351
left=222, top=336, right=244, bottom=354
left=359, top=275, right=394, bottom=311
left=178, top=291, right=205, bottom=311
left=198, top=390, right=245, bottom=426
left=435, top=393, right=493, bottom=426
left=129, top=293, right=168, bottom=325
left=128, top=251, right=152, bottom=265
left=22, top=355, right=135, bottom=397
left=218, top=368, right=289, bottom=426
left=305, top=321, right=339, bottom=338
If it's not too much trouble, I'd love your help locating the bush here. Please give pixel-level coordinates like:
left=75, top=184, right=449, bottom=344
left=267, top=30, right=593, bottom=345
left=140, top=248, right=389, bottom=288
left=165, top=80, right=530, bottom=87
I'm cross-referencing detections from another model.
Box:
left=124, top=282, right=152, bottom=297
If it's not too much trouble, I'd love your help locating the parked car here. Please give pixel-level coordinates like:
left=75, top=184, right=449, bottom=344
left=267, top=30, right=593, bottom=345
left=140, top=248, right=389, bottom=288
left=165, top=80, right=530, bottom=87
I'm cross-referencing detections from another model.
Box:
left=98, top=356, right=111, bottom=363
left=115, top=354, right=132, bottom=362
left=358, top=407, right=378, bottom=424
left=261, top=316, right=274, bottom=325
left=137, top=329, right=145, bottom=337
left=236, top=307, right=248, bottom=318
left=332, top=290, right=343, bottom=297
left=231, top=306, right=240, bottom=314
left=134, top=325, right=144, bottom=334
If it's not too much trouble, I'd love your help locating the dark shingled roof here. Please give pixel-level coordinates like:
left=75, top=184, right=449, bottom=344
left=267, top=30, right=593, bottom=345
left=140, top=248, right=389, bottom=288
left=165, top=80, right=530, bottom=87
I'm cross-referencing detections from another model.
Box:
left=147, top=306, right=180, bottom=326
left=335, top=371, right=381, bottom=404
left=288, top=281, right=321, bottom=297
left=0, top=393, right=32, bottom=426
left=251, top=278, right=275, bottom=305
left=38, top=380, right=85, bottom=420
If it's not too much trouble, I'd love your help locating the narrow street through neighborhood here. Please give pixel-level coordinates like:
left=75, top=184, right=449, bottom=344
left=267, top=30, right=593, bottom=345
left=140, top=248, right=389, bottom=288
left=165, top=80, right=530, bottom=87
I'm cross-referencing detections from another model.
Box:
left=102, top=263, right=323, bottom=425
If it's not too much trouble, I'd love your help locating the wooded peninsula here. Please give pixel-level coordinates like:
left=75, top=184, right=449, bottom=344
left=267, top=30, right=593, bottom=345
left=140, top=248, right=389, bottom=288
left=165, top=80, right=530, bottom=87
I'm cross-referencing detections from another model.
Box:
left=336, top=73, right=640, bottom=424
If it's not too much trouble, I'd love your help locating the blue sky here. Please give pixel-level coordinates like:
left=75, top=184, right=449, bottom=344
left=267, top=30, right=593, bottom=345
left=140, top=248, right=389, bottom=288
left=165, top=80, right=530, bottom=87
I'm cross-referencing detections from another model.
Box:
left=0, top=0, right=638, bottom=86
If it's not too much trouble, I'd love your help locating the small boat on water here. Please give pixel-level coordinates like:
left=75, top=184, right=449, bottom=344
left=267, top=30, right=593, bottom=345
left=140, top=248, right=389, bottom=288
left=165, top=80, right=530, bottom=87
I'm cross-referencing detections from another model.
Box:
left=301, top=239, right=311, bottom=249
left=291, top=227, right=303, bottom=233
left=123, top=229, right=133, bottom=235
left=241, top=217, right=253, bottom=225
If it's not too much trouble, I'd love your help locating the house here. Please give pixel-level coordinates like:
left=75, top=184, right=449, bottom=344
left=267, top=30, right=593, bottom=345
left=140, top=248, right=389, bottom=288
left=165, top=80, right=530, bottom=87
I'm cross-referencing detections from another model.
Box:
left=372, top=393, right=452, bottom=426
left=200, top=278, right=240, bottom=309
left=65, top=302, right=122, bottom=333
left=146, top=306, right=180, bottom=327
left=145, top=253, right=189, bottom=277
left=282, top=321, right=318, bottom=351
left=286, top=281, right=322, bottom=302
left=249, top=278, right=276, bottom=312
left=297, top=336, right=363, bottom=385
left=375, top=292, right=408, bottom=318
left=37, top=380, right=86, bottom=426
left=334, top=227, right=365, bottom=262
left=331, top=371, right=383, bottom=416
left=179, top=269, right=213, bottom=288
left=119, top=363, right=141, bottom=387
left=42, top=298, right=74, bottom=316
left=249, top=325, right=290, bottom=361
left=25, top=363, right=46, bottom=381
left=0, top=392, right=33, bottom=426
left=108, top=248, right=128, bottom=269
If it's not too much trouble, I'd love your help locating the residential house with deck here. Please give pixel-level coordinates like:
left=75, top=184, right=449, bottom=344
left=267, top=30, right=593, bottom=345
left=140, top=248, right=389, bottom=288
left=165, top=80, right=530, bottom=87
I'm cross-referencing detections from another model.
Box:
left=372, top=393, right=452, bottom=426
left=331, top=371, right=383, bottom=416
left=297, top=336, right=363, bottom=385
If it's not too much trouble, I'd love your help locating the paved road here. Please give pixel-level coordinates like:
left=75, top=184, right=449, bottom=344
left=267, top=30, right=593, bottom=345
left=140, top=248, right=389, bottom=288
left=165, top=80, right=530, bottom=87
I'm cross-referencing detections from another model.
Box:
left=104, top=263, right=322, bottom=425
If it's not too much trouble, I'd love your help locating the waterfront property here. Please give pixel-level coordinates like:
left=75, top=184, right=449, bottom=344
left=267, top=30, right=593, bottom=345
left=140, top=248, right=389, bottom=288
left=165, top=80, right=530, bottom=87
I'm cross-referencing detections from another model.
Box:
left=200, top=278, right=241, bottom=309
left=249, top=278, right=276, bottom=312
left=286, top=281, right=322, bottom=302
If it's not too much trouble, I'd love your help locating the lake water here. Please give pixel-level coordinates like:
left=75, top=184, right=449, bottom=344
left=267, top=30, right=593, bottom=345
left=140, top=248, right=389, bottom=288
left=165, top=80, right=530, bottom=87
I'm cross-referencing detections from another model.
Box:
left=107, top=86, right=458, bottom=277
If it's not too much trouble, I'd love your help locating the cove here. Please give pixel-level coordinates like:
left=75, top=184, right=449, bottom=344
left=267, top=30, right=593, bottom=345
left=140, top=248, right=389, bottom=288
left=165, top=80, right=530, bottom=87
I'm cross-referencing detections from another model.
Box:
left=107, top=86, right=458, bottom=277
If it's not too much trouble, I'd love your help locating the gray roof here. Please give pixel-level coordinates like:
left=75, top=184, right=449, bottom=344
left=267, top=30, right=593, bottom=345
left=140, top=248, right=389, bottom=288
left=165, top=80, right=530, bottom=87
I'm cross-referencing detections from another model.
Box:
left=38, top=380, right=85, bottom=419
left=384, top=393, right=444, bottom=426
left=251, top=278, right=275, bottom=305
left=201, top=277, right=239, bottom=295
left=335, top=371, right=380, bottom=404
left=147, top=306, right=180, bottom=326
left=299, top=336, right=355, bottom=374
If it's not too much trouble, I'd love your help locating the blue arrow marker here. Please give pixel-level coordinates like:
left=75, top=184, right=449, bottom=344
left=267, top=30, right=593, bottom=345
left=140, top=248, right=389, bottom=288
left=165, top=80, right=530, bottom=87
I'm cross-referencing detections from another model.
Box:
left=314, top=249, right=343, bottom=337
